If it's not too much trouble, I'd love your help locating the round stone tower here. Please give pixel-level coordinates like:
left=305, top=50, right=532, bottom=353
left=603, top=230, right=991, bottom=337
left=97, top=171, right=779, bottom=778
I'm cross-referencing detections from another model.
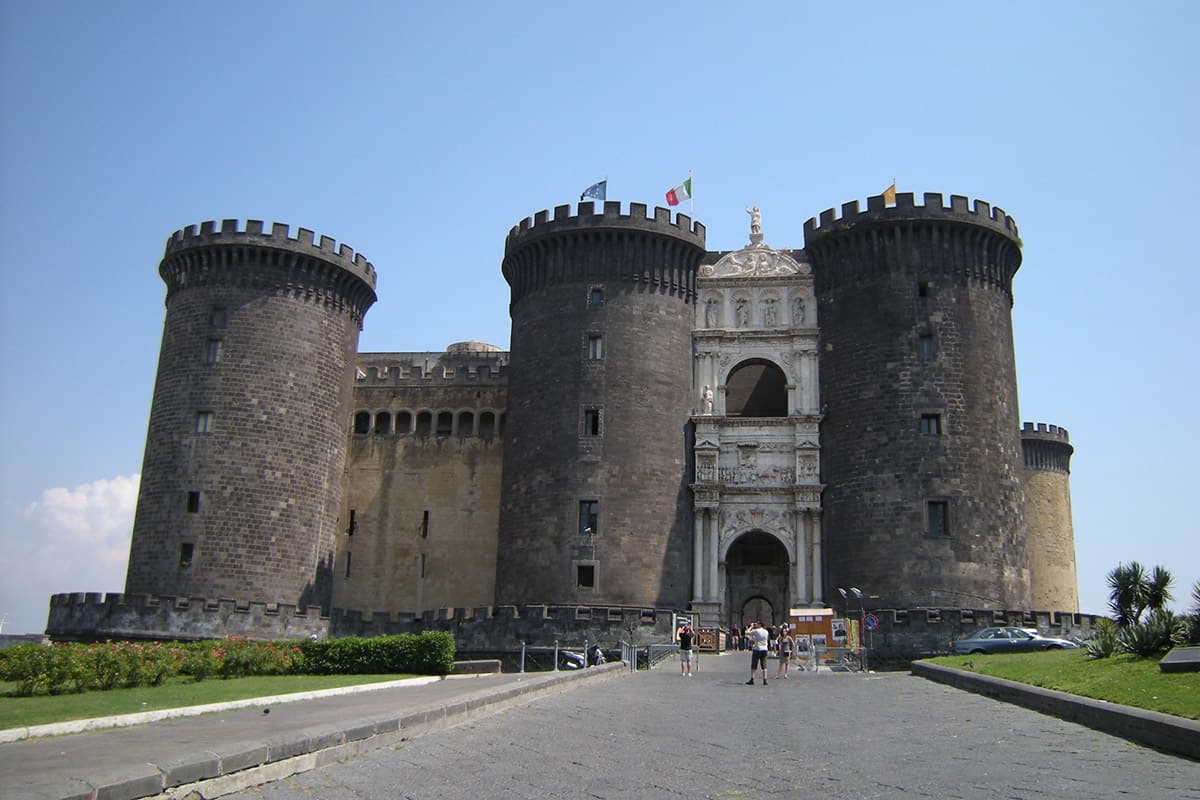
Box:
left=1021, top=422, right=1079, bottom=612
left=124, top=220, right=377, bottom=610
left=804, top=193, right=1029, bottom=610
left=495, top=201, right=706, bottom=608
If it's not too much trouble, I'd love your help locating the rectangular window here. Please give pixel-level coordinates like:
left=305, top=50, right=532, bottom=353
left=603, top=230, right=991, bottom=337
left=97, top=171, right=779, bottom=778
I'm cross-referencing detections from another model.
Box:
left=186, top=491, right=201, bottom=513
left=344, top=551, right=352, bottom=578
left=195, top=411, right=213, bottom=433
left=419, top=553, right=427, bottom=578
left=179, top=542, right=194, bottom=568
left=421, top=510, right=429, bottom=538
left=917, top=280, right=930, bottom=298
left=928, top=500, right=949, bottom=537
left=577, top=564, right=596, bottom=588
left=347, top=509, right=356, bottom=536
left=209, top=307, right=228, bottom=328
left=206, top=339, right=223, bottom=364
left=584, top=408, right=601, bottom=436
left=919, top=414, right=943, bottom=435
left=587, top=334, right=604, bottom=360
left=917, top=334, right=935, bottom=362
left=579, top=500, right=599, bottom=536
left=589, top=287, right=604, bottom=306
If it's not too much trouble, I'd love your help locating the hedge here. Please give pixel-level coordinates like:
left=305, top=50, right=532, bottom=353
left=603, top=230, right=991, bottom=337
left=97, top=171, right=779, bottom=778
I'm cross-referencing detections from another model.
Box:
left=298, top=632, right=455, bottom=676
left=0, top=632, right=455, bottom=696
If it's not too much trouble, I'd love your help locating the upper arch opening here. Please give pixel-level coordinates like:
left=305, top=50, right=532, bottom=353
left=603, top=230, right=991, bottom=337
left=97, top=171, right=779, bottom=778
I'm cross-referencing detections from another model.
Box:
left=726, top=359, right=787, bottom=417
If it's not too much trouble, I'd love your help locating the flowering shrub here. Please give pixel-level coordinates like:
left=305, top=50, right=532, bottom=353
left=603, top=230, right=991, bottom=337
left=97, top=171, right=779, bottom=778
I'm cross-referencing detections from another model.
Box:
left=1, top=634, right=446, bottom=695
left=0, top=637, right=302, bottom=695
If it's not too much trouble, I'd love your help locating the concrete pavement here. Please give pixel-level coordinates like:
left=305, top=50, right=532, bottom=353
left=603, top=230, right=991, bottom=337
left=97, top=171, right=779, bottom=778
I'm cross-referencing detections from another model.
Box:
left=0, top=663, right=625, bottom=800
left=1, top=652, right=1197, bottom=800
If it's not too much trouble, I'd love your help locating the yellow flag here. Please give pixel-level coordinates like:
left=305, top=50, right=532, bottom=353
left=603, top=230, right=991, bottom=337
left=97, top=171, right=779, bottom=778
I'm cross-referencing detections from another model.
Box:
left=882, top=182, right=897, bottom=205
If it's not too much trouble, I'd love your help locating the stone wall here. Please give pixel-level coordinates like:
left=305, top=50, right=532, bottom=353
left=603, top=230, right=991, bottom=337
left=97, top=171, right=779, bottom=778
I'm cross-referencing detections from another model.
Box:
left=496, top=202, right=706, bottom=609
left=335, top=434, right=504, bottom=614
left=807, top=194, right=1030, bottom=610
left=125, top=221, right=376, bottom=611
left=1022, top=424, right=1079, bottom=612
left=47, top=592, right=1102, bottom=665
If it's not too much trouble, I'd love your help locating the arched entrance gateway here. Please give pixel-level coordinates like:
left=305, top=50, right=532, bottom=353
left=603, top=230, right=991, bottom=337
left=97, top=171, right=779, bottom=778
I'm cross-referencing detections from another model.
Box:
left=689, top=212, right=826, bottom=629
left=727, top=531, right=789, bottom=628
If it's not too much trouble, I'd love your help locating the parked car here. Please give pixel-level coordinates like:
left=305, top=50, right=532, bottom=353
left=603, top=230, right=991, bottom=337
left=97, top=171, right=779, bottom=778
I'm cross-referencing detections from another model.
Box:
left=952, top=626, right=1079, bottom=655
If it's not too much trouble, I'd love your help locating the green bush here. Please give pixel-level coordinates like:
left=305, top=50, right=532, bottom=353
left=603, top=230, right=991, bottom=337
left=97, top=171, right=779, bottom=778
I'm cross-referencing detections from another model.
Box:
left=1086, top=618, right=1118, bottom=659
left=1117, top=609, right=1180, bottom=656
left=1, top=633, right=451, bottom=696
left=215, top=639, right=301, bottom=678
left=298, top=632, right=454, bottom=676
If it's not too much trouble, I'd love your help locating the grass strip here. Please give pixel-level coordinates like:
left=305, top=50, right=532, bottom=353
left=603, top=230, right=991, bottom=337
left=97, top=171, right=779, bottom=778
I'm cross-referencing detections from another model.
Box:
left=922, top=649, right=1199, bottom=720
left=0, top=673, right=412, bottom=729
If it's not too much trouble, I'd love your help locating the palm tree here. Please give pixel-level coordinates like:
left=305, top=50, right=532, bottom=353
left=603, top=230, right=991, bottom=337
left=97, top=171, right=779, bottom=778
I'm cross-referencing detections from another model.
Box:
left=1107, top=562, right=1149, bottom=627
left=1107, top=562, right=1176, bottom=627
left=1145, top=566, right=1174, bottom=614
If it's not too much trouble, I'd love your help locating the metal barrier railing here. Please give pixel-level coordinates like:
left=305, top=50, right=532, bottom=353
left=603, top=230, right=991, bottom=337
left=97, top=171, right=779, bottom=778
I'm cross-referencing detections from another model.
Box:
left=511, top=640, right=681, bottom=673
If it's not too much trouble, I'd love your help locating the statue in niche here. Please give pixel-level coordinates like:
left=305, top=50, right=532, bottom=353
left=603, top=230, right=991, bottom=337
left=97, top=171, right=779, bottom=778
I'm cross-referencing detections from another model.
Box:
left=701, top=385, right=714, bottom=415
left=735, top=297, right=750, bottom=327
left=746, top=206, right=762, bottom=235
left=792, top=295, right=805, bottom=326
left=705, top=298, right=720, bottom=328
left=762, top=297, right=778, bottom=327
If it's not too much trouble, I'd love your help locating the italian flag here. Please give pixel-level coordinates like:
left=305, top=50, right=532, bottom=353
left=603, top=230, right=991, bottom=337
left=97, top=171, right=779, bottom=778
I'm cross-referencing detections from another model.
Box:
left=665, top=177, right=692, bottom=206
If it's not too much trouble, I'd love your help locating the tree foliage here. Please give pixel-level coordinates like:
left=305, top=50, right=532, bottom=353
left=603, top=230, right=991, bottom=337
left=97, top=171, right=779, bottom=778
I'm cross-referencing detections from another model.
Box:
left=1096, top=562, right=1181, bottom=658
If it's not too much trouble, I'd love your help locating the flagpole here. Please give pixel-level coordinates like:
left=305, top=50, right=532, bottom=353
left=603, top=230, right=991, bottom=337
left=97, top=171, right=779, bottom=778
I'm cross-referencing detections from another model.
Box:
left=689, top=169, right=694, bottom=218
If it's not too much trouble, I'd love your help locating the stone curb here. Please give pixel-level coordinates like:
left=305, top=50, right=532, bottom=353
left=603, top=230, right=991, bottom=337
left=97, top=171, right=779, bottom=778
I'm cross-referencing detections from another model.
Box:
left=910, top=661, right=1200, bottom=760
left=26, top=663, right=626, bottom=800
left=0, top=675, right=441, bottom=744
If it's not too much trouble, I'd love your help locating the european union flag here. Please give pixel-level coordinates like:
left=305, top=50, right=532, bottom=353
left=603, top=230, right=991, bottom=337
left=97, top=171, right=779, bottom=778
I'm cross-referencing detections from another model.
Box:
left=580, top=180, right=607, bottom=202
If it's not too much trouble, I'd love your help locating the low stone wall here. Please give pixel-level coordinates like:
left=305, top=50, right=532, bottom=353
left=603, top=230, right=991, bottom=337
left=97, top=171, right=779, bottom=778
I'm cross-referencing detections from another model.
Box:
left=47, top=592, right=1101, bottom=662
left=46, top=593, right=329, bottom=642
left=913, top=661, right=1200, bottom=760
left=853, top=607, right=1102, bottom=662
left=45, top=593, right=676, bottom=648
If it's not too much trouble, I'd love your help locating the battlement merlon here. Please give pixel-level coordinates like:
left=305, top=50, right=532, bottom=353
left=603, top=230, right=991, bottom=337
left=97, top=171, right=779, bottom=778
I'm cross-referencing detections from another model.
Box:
left=1021, top=421, right=1071, bottom=443
left=802, top=193, right=1020, bottom=245
left=163, top=219, right=378, bottom=289
left=504, top=200, right=706, bottom=256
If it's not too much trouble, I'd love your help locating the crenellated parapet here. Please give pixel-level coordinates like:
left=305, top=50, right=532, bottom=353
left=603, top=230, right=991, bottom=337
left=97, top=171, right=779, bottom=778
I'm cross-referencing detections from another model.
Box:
left=46, top=593, right=1103, bottom=663
left=354, top=346, right=510, bottom=386
left=159, top=219, right=377, bottom=325
left=502, top=201, right=707, bottom=304
left=1021, top=421, right=1074, bottom=473
left=803, top=192, right=1023, bottom=299
left=45, top=592, right=330, bottom=642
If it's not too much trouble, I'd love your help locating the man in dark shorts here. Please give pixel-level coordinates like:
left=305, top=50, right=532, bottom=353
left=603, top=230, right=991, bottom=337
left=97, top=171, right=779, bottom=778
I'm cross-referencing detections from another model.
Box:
left=745, top=621, right=770, bottom=685
left=678, top=624, right=695, bottom=676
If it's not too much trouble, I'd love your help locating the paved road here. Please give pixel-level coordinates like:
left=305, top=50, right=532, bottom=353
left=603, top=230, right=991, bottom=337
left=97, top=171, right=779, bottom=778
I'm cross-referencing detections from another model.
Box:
left=226, top=653, right=1200, bottom=800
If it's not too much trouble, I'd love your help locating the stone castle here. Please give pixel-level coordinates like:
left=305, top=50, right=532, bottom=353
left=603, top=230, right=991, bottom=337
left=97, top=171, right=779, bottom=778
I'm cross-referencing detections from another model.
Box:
left=47, top=192, right=1084, bottom=655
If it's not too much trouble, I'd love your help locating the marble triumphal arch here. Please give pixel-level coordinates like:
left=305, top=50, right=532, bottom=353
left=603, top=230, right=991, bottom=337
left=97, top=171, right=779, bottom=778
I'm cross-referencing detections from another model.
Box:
left=689, top=211, right=825, bottom=628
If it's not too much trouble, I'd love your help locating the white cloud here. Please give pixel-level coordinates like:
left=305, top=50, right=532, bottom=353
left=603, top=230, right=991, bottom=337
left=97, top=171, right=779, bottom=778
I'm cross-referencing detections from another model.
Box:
left=0, top=475, right=138, bottom=635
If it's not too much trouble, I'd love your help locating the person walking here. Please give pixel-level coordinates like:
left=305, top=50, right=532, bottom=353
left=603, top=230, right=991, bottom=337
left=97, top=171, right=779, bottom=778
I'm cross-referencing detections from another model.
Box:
left=678, top=624, right=695, bottom=676
left=745, top=622, right=770, bottom=685
left=776, top=625, right=794, bottom=679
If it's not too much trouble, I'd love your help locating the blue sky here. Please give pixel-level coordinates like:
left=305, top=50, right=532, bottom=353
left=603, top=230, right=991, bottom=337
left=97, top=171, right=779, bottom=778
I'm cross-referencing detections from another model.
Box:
left=1, top=2, right=1196, bottom=634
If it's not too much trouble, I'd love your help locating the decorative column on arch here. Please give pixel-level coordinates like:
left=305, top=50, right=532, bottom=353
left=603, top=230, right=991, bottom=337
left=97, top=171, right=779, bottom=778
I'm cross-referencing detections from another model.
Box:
left=707, top=510, right=719, bottom=603
left=793, top=509, right=809, bottom=605
left=810, top=509, right=824, bottom=603
left=690, top=494, right=723, bottom=628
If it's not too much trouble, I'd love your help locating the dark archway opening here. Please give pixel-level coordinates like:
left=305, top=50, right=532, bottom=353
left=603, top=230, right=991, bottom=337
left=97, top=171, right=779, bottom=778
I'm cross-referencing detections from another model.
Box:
left=726, top=530, right=790, bottom=628
left=726, top=359, right=787, bottom=417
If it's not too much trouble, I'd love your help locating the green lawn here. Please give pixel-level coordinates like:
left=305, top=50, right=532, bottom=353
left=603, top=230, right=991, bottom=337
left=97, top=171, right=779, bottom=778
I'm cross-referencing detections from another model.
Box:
left=922, top=649, right=1199, bottom=720
left=0, top=673, right=413, bottom=730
